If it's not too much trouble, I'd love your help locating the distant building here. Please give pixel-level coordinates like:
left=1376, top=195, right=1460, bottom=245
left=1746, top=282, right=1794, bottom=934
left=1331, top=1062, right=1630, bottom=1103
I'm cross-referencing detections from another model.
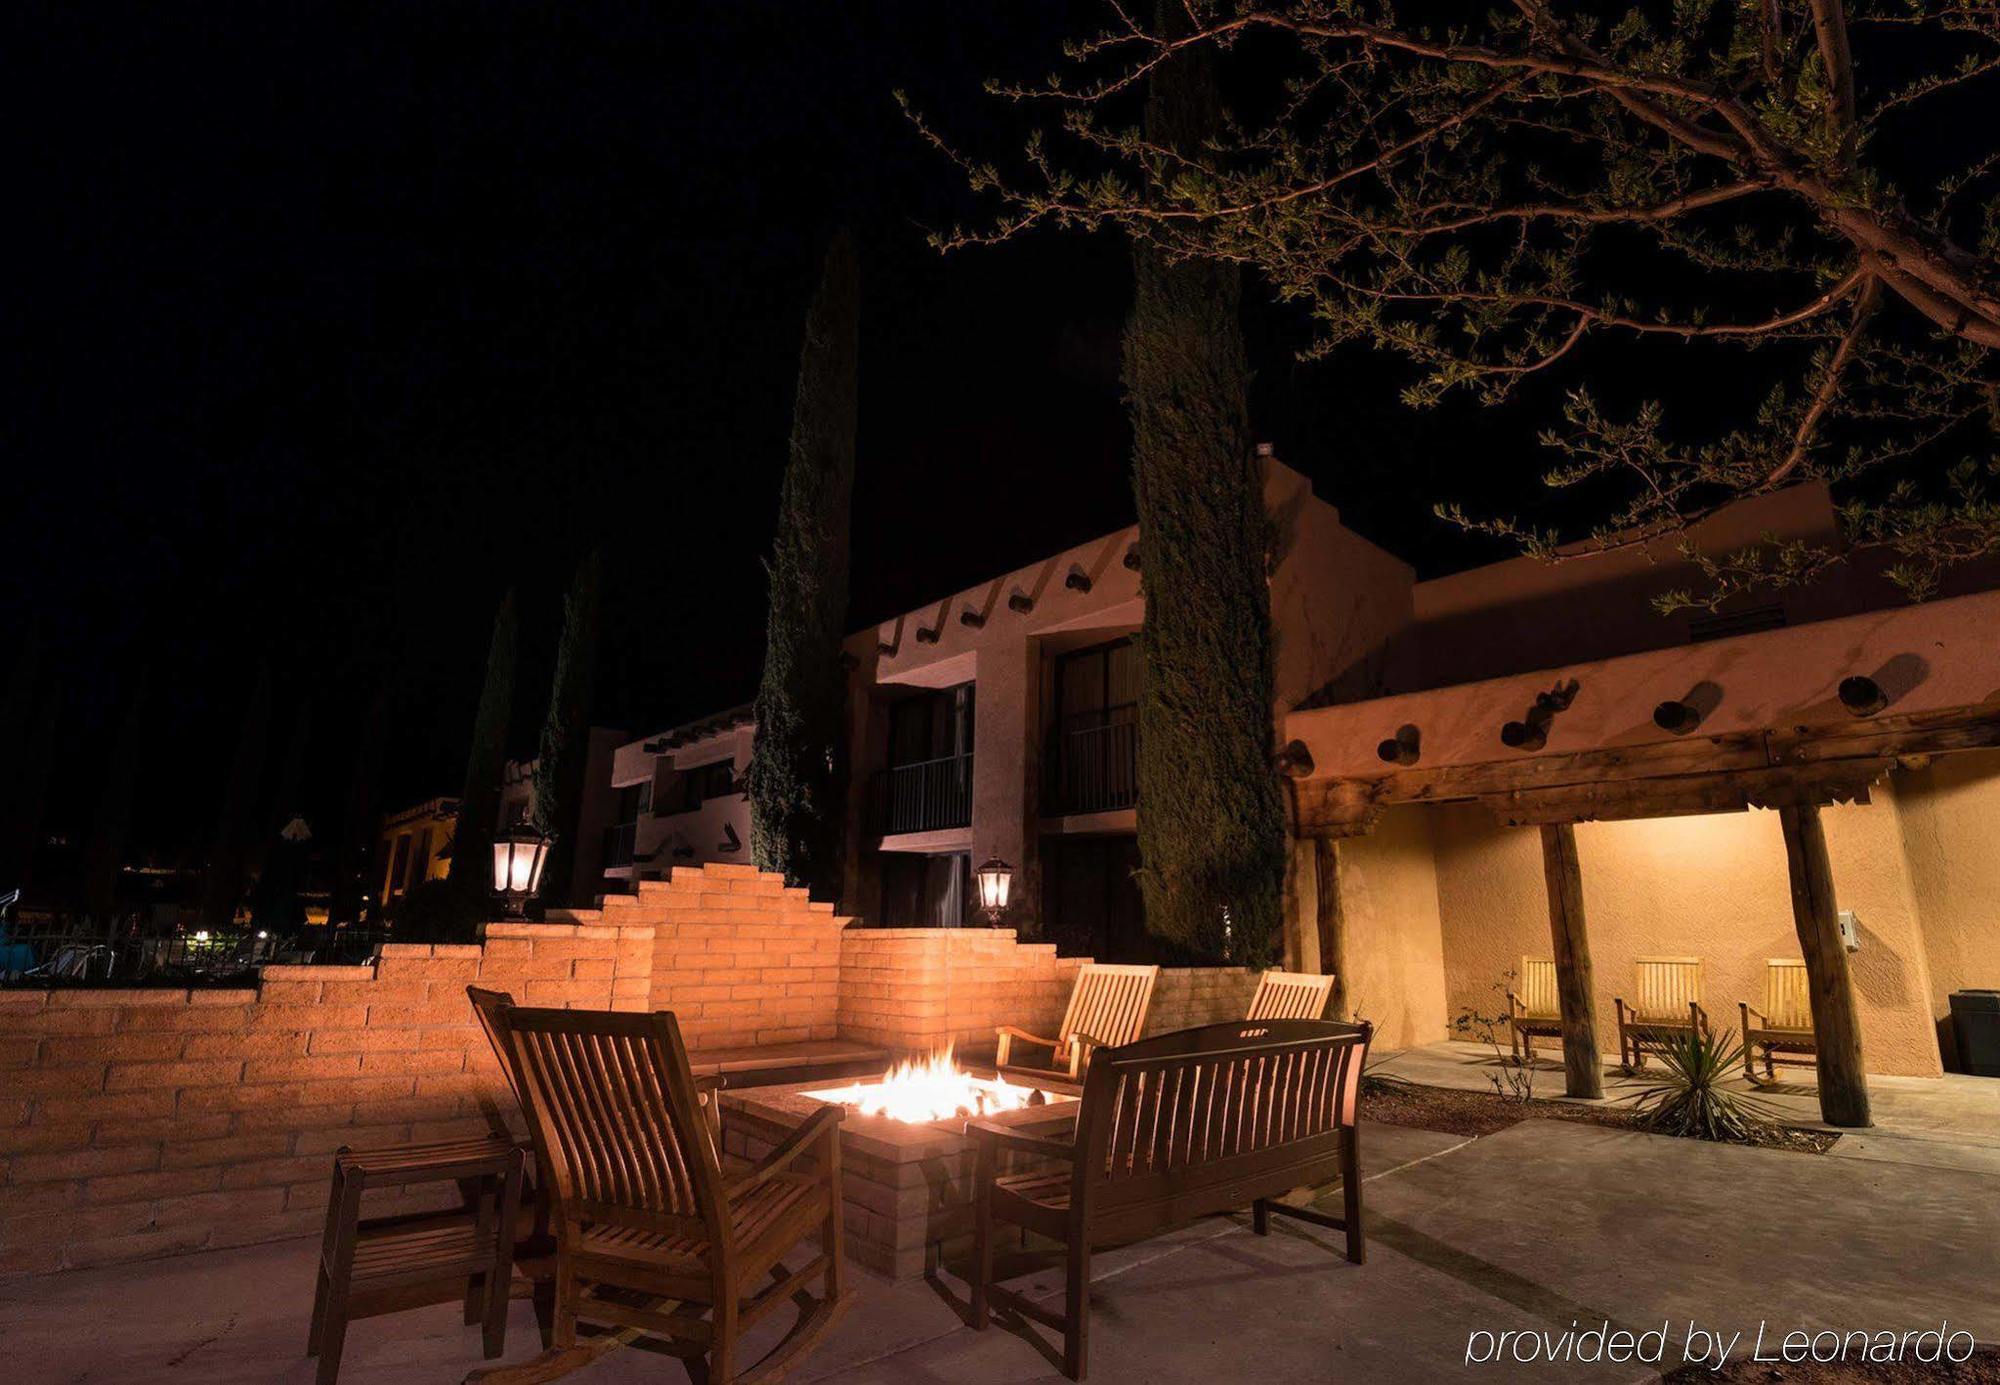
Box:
left=600, top=705, right=755, bottom=887
left=375, top=797, right=457, bottom=906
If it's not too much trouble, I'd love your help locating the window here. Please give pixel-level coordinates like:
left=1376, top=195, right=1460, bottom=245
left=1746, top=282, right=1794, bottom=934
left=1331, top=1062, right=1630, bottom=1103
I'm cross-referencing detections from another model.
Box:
left=1049, top=640, right=1141, bottom=814
left=669, top=759, right=736, bottom=814
left=603, top=782, right=651, bottom=867
left=887, top=684, right=974, bottom=768
left=879, top=852, right=971, bottom=927
left=384, top=833, right=412, bottom=900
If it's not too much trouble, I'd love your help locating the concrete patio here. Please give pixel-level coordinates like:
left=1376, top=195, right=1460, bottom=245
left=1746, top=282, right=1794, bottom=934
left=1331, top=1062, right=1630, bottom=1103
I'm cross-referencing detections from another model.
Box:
left=6, top=1112, right=1995, bottom=1384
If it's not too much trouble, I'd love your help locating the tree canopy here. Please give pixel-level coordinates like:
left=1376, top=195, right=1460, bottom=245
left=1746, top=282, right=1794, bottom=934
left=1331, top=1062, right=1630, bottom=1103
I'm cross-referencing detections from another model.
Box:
left=911, top=0, right=2000, bottom=605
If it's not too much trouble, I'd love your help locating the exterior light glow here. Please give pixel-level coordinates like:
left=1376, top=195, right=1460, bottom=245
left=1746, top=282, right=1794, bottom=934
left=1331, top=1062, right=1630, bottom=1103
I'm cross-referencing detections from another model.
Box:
left=491, top=826, right=552, bottom=916
left=974, top=856, right=1013, bottom=923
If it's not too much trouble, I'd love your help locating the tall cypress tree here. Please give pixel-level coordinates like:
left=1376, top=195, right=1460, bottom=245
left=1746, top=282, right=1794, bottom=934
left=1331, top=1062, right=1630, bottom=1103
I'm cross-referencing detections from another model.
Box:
left=82, top=669, right=149, bottom=920
left=0, top=623, right=43, bottom=890
left=746, top=232, right=858, bottom=897
left=533, top=549, right=602, bottom=906
left=453, top=590, right=518, bottom=907
left=1126, top=5, right=1286, bottom=962
left=199, top=664, right=273, bottom=928
left=250, top=700, right=312, bottom=931
left=2, top=680, right=61, bottom=895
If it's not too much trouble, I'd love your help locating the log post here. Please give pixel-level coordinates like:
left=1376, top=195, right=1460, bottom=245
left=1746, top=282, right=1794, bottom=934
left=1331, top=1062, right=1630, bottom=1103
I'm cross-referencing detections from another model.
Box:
left=1538, top=823, right=1603, bottom=1099
left=1313, top=837, right=1349, bottom=1022
left=1777, top=803, right=1871, bottom=1127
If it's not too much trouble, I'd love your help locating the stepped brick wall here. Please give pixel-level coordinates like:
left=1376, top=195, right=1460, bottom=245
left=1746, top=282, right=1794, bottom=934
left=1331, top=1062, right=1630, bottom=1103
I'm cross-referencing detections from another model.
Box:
left=1145, top=968, right=1259, bottom=1034
left=837, top=927, right=1086, bottom=1052
left=0, top=922, right=652, bottom=1278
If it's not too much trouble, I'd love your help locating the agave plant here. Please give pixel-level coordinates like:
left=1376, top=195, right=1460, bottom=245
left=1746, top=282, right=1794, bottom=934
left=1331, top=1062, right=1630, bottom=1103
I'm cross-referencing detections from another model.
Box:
left=1630, top=1028, right=1781, bottom=1143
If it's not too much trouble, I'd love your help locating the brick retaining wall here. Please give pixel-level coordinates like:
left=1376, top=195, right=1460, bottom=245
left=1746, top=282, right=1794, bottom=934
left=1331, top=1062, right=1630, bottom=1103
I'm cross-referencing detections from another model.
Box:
left=0, top=921, right=651, bottom=1277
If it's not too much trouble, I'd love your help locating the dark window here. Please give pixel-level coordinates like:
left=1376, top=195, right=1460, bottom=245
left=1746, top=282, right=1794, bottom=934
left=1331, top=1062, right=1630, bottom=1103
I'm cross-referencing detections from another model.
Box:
left=879, top=851, right=971, bottom=927
left=602, top=783, right=650, bottom=867
left=887, top=684, right=974, bottom=767
left=1049, top=640, right=1140, bottom=814
left=669, top=760, right=736, bottom=814
left=1041, top=835, right=1147, bottom=960
left=875, top=684, right=975, bottom=834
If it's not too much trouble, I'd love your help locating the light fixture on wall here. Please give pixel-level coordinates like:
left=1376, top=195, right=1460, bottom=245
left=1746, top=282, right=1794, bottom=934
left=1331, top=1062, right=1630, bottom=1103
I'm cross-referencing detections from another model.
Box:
left=492, top=825, right=552, bottom=916
left=974, top=857, right=1014, bottom=925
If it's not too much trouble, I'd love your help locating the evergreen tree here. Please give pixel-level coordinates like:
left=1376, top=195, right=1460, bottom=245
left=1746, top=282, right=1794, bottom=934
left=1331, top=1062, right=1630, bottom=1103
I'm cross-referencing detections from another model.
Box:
left=1126, top=5, right=1286, bottom=962
left=532, top=550, right=602, bottom=907
left=330, top=689, right=387, bottom=926
left=81, top=669, right=149, bottom=920
left=251, top=700, right=312, bottom=932
left=0, top=623, right=43, bottom=890
left=453, top=590, right=517, bottom=909
left=198, top=664, right=273, bottom=928
left=745, top=232, right=858, bottom=897
left=2, top=680, right=61, bottom=895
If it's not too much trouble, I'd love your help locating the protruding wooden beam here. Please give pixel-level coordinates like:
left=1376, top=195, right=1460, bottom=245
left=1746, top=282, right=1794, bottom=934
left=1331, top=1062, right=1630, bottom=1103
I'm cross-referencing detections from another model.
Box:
left=1777, top=803, right=1872, bottom=1127
left=1537, top=823, right=1604, bottom=1099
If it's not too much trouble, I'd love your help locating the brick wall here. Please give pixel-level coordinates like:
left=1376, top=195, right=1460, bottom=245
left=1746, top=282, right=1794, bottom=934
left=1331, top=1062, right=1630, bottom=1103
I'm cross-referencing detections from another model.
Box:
left=1145, top=967, right=1260, bottom=1034
left=600, top=862, right=850, bottom=1053
left=837, top=928, right=1087, bottom=1051
left=0, top=921, right=652, bottom=1278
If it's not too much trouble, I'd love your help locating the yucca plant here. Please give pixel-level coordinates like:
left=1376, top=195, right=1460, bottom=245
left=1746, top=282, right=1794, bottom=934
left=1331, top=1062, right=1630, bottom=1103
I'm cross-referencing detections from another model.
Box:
left=1630, top=1028, right=1780, bottom=1144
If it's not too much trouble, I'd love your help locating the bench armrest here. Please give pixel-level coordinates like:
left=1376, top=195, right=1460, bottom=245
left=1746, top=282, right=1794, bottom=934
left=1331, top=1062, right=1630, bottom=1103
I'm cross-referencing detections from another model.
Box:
left=995, top=1025, right=1061, bottom=1051
left=965, top=1119, right=1076, bottom=1162
left=729, top=1105, right=842, bottom=1199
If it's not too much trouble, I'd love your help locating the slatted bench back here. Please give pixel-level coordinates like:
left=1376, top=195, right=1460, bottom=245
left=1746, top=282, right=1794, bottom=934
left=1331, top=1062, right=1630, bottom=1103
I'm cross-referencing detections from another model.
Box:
left=1074, top=1020, right=1370, bottom=1223
left=1763, top=959, right=1813, bottom=1030
left=1245, top=970, right=1336, bottom=1021
left=1059, top=963, right=1160, bottom=1048
left=1631, top=956, right=1703, bottom=1021
left=500, top=1005, right=724, bottom=1244
left=1516, top=957, right=1559, bottom=1019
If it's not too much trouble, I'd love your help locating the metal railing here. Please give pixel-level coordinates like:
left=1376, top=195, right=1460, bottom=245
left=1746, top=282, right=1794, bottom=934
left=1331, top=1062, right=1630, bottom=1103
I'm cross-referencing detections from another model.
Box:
left=873, top=752, right=973, bottom=835
left=1050, top=713, right=1139, bottom=815
left=602, top=821, right=638, bottom=868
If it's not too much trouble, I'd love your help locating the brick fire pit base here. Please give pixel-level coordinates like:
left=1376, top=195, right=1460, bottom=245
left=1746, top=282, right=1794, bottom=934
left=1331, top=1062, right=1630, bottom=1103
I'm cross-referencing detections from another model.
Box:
left=718, top=1073, right=1078, bottom=1279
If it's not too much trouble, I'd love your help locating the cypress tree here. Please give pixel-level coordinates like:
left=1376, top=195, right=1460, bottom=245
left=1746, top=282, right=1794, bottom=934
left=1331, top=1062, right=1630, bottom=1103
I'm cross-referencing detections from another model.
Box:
left=746, top=232, right=858, bottom=897
left=250, top=700, right=312, bottom=932
left=199, top=664, right=273, bottom=928
left=533, top=549, right=602, bottom=906
left=82, top=669, right=149, bottom=920
left=0, top=623, right=42, bottom=889
left=453, top=590, right=518, bottom=908
left=2, top=680, right=61, bottom=894
left=1126, top=5, right=1286, bottom=962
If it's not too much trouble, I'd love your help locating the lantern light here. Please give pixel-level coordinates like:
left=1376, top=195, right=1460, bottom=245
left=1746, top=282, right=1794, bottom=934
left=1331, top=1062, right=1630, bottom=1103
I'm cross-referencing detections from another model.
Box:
left=973, top=857, right=1013, bottom=924
left=492, top=825, right=553, bottom=916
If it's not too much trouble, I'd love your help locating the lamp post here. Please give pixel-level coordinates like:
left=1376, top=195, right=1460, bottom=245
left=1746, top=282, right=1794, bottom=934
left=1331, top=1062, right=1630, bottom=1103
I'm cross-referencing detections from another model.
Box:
left=492, top=825, right=552, bottom=917
left=973, top=856, right=1013, bottom=926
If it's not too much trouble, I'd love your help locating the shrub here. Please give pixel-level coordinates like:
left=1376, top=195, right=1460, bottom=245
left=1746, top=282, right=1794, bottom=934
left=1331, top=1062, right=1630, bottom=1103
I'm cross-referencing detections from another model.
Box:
left=1631, top=1027, right=1780, bottom=1143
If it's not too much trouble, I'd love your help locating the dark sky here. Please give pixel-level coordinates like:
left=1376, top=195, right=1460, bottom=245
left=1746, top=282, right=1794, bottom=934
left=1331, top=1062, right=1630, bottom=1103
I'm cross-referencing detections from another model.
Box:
left=6, top=2, right=1545, bottom=861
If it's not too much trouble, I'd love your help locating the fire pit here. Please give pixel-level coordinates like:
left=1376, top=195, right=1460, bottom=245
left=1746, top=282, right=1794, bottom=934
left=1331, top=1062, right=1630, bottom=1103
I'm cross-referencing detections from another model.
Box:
left=720, top=1050, right=1077, bottom=1278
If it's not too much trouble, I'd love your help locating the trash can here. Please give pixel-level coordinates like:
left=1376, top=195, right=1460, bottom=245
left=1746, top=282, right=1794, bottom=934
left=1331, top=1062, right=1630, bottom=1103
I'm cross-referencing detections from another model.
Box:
left=1949, top=990, right=2000, bottom=1076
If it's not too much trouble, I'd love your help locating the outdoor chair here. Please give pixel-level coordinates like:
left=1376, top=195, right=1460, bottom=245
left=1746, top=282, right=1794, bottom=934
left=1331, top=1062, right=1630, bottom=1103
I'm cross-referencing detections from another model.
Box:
left=1615, top=956, right=1709, bottom=1069
left=1741, top=958, right=1816, bottom=1080
left=970, top=1018, right=1372, bottom=1380
left=1506, top=957, right=1562, bottom=1064
left=995, top=962, right=1159, bottom=1081
left=489, top=1004, right=848, bottom=1385
left=1245, top=969, right=1336, bottom=1021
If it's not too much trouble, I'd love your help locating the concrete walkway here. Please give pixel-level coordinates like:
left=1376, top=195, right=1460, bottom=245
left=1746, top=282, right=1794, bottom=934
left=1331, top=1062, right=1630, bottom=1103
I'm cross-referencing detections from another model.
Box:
left=5, top=1116, right=1995, bottom=1384
left=1376, top=1040, right=2000, bottom=1175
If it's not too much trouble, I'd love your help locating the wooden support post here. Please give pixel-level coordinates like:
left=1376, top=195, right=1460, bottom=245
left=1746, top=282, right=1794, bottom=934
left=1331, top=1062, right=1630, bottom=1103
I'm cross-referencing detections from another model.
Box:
left=1313, top=837, right=1349, bottom=1022
left=1777, top=803, right=1871, bottom=1128
left=1537, top=823, right=1603, bottom=1099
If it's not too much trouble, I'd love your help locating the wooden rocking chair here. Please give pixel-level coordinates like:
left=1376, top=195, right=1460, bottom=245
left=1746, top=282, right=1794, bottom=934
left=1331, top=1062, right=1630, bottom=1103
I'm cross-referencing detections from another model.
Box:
left=1505, top=958, right=1562, bottom=1064
left=1741, top=958, right=1816, bottom=1080
left=1245, top=969, right=1336, bottom=1021
left=995, top=963, right=1158, bottom=1081
left=481, top=1005, right=847, bottom=1385
left=1615, top=957, right=1709, bottom=1069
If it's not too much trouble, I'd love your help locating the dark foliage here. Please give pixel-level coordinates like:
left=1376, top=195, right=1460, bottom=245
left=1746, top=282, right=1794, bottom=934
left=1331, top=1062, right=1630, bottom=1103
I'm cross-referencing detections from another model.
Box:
left=329, top=690, right=388, bottom=927
left=533, top=549, right=602, bottom=907
left=746, top=233, right=859, bottom=898
left=391, top=877, right=485, bottom=946
left=81, top=670, right=148, bottom=919
left=454, top=591, right=518, bottom=908
left=198, top=664, right=272, bottom=929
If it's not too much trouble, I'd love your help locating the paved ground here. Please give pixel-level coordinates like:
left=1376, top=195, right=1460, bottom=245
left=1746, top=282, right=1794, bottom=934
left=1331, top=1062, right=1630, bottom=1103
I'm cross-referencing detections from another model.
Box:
left=1378, top=1041, right=2000, bottom=1175
left=6, top=1113, right=1996, bottom=1385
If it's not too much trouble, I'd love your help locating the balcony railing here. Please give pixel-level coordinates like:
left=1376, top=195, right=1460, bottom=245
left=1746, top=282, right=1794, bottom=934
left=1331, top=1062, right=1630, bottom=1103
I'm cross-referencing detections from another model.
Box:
left=873, top=752, right=973, bottom=836
left=602, top=821, right=638, bottom=868
left=1050, top=712, right=1138, bottom=816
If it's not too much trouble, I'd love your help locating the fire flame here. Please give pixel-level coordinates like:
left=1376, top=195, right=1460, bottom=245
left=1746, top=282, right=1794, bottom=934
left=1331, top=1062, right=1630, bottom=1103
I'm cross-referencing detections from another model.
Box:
left=812, top=1047, right=1036, bottom=1124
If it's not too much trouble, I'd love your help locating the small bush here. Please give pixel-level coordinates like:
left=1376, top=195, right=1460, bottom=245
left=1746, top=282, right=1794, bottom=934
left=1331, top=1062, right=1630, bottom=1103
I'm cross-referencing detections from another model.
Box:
left=1631, top=1027, right=1779, bottom=1142
left=391, top=879, right=486, bottom=946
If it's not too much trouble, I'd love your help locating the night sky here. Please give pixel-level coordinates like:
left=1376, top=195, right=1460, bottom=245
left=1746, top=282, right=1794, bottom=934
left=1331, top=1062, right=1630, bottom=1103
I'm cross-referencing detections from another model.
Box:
left=7, top=3, right=1553, bottom=862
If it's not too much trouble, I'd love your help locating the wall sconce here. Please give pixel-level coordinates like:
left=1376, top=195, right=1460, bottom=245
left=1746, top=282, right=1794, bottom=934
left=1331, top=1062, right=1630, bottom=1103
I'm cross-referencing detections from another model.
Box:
left=492, top=825, right=552, bottom=916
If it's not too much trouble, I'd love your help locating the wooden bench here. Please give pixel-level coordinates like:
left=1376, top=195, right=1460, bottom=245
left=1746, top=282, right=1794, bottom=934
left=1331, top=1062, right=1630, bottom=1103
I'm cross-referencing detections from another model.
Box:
left=1741, top=958, right=1816, bottom=1080
left=1506, top=957, right=1561, bottom=1064
left=969, top=1018, right=1372, bottom=1380
left=1245, top=969, right=1336, bottom=1021
left=995, top=962, right=1158, bottom=1080
left=1615, top=956, right=1709, bottom=1069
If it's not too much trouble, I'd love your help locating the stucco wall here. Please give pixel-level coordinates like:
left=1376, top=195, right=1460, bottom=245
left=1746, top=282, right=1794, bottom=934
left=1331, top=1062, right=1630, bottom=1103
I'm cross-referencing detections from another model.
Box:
left=1432, top=797, right=1944, bottom=1077
left=1290, top=805, right=1449, bottom=1052
left=1891, top=750, right=2000, bottom=1069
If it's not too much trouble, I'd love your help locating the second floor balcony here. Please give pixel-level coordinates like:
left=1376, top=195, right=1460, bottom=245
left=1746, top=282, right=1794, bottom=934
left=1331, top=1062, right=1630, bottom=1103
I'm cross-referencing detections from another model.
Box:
left=1048, top=711, right=1138, bottom=816
left=872, top=752, right=973, bottom=836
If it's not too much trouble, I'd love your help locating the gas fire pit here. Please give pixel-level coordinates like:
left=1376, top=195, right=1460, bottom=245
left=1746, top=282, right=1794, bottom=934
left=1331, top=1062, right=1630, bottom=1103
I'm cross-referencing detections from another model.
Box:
left=719, top=1049, right=1078, bottom=1278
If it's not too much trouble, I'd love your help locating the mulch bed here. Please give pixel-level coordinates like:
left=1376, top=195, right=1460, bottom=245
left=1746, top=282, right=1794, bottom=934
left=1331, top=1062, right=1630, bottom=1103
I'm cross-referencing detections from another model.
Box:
left=1661, top=1347, right=2000, bottom=1383
left=1359, top=1078, right=1839, bottom=1153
